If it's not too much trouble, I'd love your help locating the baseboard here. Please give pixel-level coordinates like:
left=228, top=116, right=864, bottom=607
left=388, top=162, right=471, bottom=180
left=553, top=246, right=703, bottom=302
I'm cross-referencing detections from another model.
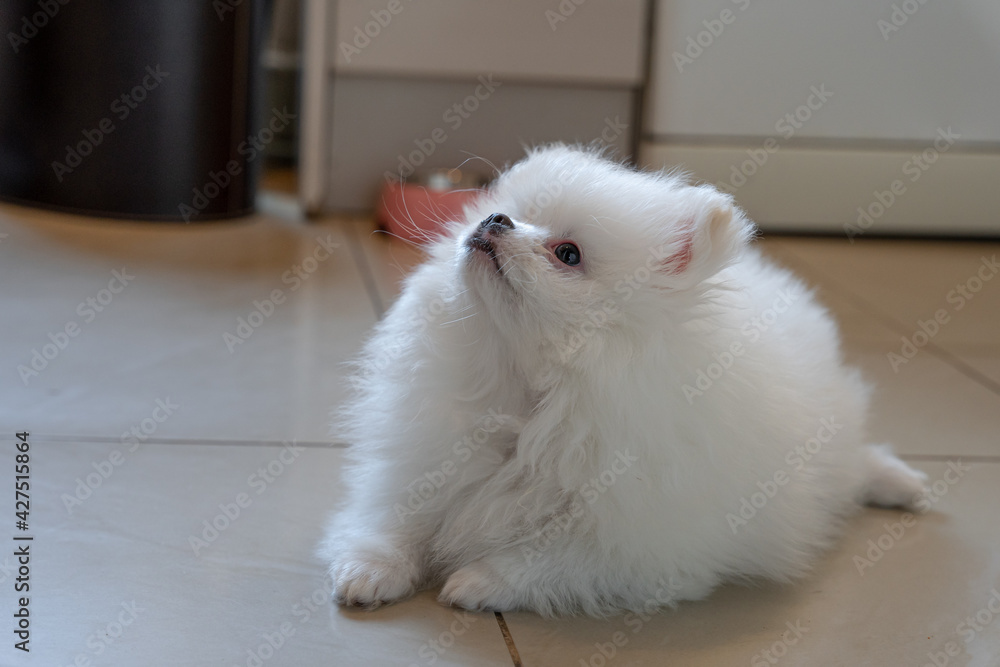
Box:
left=640, top=141, right=1000, bottom=237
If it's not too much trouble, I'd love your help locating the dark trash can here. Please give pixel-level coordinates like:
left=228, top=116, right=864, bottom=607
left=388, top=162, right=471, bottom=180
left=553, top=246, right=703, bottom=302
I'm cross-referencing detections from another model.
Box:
left=0, top=0, right=267, bottom=221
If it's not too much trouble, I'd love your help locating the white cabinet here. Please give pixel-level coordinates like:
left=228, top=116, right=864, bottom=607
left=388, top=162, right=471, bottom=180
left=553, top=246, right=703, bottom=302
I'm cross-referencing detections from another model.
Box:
left=302, top=0, right=649, bottom=212
left=641, top=0, right=1000, bottom=234
left=333, top=1, right=646, bottom=85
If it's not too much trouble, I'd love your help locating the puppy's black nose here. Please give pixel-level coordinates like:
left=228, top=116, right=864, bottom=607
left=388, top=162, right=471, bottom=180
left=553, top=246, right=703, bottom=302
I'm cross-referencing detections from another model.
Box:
left=480, top=213, right=514, bottom=234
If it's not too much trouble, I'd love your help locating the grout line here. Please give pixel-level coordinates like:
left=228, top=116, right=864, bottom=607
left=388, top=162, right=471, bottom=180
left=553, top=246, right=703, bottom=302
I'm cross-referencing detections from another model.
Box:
left=899, top=454, right=1000, bottom=463
left=39, top=434, right=994, bottom=460
left=342, top=220, right=386, bottom=319
left=771, top=241, right=1000, bottom=399
left=22, top=434, right=349, bottom=448
left=494, top=612, right=524, bottom=667
left=643, top=132, right=1000, bottom=154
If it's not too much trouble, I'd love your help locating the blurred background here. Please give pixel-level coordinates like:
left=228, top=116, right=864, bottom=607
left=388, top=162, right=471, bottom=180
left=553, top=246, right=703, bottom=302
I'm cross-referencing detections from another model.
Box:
left=3, top=0, right=998, bottom=235
left=300, top=0, right=1000, bottom=236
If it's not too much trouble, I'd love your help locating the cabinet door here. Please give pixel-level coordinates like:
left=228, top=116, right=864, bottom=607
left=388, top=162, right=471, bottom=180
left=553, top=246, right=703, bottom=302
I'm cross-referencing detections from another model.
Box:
left=332, top=0, right=646, bottom=85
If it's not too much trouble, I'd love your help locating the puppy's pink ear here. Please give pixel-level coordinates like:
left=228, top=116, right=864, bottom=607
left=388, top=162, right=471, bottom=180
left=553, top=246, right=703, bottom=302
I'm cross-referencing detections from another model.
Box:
left=656, top=187, right=753, bottom=288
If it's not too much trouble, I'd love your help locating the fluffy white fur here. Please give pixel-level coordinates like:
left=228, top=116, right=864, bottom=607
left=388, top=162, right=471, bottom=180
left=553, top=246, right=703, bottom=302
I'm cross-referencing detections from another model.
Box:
left=320, top=145, right=927, bottom=617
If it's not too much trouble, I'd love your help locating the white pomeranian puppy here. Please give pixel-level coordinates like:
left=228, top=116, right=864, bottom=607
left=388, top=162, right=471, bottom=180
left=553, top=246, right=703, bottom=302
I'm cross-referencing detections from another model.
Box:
left=321, top=145, right=927, bottom=617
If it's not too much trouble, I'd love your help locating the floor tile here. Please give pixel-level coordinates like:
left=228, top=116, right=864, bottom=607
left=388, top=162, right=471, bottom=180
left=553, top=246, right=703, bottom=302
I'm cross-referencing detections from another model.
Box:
left=759, top=237, right=904, bottom=346
left=500, top=460, right=1000, bottom=667
left=350, top=216, right=430, bottom=313
left=3, top=197, right=997, bottom=667
left=768, top=236, right=1000, bottom=352
left=951, top=354, right=1000, bottom=388
left=0, top=202, right=376, bottom=443
left=6, top=439, right=514, bottom=666
left=841, top=349, right=1000, bottom=458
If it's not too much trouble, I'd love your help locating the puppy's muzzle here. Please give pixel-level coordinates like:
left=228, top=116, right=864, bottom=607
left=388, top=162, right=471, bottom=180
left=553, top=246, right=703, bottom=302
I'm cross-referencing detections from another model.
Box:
left=479, top=213, right=514, bottom=235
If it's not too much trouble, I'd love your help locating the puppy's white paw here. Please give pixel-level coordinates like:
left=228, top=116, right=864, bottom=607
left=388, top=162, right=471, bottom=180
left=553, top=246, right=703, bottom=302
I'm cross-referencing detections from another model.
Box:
left=862, top=444, right=929, bottom=511
left=439, top=560, right=514, bottom=612
left=331, top=550, right=420, bottom=609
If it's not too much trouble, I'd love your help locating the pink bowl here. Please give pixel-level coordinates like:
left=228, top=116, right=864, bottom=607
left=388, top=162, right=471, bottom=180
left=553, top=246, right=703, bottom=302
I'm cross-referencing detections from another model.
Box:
left=375, top=172, right=484, bottom=245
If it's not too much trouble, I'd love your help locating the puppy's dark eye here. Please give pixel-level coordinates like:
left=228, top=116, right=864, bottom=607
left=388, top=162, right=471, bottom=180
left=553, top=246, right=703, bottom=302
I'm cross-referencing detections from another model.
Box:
left=553, top=243, right=581, bottom=266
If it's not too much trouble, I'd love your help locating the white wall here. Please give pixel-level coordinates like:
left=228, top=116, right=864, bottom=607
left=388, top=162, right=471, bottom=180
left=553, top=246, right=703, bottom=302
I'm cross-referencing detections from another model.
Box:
left=642, top=0, right=1000, bottom=234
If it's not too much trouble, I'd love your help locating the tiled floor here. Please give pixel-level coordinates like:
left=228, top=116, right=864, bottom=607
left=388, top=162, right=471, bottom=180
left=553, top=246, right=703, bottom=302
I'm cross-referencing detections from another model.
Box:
left=0, top=195, right=998, bottom=666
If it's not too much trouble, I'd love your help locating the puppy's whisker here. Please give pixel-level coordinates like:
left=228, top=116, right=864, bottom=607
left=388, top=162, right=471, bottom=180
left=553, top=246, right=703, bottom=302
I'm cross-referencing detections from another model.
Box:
left=457, top=152, right=502, bottom=179
left=440, top=311, right=480, bottom=326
